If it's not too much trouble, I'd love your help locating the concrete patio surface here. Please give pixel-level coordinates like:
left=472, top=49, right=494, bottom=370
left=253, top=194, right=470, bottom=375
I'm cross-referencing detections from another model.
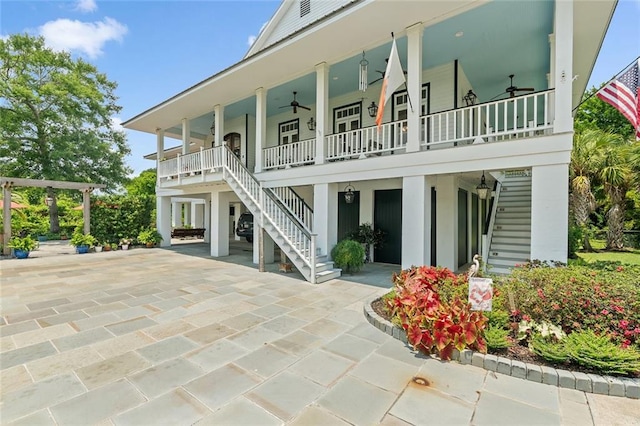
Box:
left=1, top=245, right=638, bottom=425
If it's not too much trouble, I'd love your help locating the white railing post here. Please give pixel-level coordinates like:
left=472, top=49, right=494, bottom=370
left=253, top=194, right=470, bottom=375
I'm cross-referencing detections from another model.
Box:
left=310, top=234, right=317, bottom=284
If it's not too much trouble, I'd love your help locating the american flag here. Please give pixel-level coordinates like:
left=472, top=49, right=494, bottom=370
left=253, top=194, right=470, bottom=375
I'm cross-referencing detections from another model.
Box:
left=596, top=58, right=640, bottom=139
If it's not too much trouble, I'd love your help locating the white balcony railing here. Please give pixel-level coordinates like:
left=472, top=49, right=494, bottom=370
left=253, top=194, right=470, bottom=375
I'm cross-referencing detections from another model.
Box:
left=326, top=120, right=406, bottom=161
left=263, top=138, right=316, bottom=170
left=158, top=90, right=555, bottom=179
left=421, top=90, right=553, bottom=149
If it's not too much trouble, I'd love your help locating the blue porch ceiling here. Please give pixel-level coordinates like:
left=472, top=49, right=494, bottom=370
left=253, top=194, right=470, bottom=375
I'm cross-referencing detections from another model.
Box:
left=184, top=0, right=553, bottom=137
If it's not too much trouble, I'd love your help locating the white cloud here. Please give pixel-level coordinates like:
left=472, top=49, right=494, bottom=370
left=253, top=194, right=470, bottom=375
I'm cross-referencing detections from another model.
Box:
left=39, top=17, right=127, bottom=58
left=247, top=21, right=268, bottom=47
left=75, top=0, right=97, bottom=13
left=110, top=116, right=124, bottom=132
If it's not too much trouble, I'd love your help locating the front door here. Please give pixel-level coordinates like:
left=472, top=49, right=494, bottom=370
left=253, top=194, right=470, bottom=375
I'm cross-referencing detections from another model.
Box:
left=374, top=189, right=402, bottom=264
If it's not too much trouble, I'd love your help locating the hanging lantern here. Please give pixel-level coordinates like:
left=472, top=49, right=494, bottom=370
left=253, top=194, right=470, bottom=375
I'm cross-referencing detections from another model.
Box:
left=359, top=51, right=368, bottom=92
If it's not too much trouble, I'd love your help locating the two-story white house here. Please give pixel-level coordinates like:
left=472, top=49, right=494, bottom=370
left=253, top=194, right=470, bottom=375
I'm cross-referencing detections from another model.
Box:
left=123, top=0, right=617, bottom=283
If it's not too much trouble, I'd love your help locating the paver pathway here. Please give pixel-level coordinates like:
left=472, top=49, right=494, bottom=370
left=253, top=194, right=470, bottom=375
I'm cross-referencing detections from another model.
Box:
left=1, top=247, right=638, bottom=425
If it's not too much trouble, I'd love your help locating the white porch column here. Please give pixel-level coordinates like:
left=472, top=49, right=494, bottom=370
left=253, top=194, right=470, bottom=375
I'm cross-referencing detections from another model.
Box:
left=313, top=183, right=338, bottom=257
left=531, top=164, right=569, bottom=263
left=214, top=104, right=224, bottom=147
left=210, top=191, right=230, bottom=257
left=234, top=203, right=241, bottom=241
left=315, top=62, right=330, bottom=165
left=436, top=175, right=457, bottom=270
left=82, top=188, right=91, bottom=234
left=171, top=202, right=180, bottom=227
left=255, top=87, right=267, bottom=173
left=184, top=202, right=192, bottom=227
left=253, top=227, right=275, bottom=264
left=156, top=128, right=165, bottom=171
left=553, top=0, right=573, bottom=133
left=406, top=23, right=423, bottom=153
left=157, top=195, right=171, bottom=247
left=2, top=182, right=12, bottom=255
left=181, top=118, right=190, bottom=155
left=203, top=195, right=211, bottom=243
left=193, top=202, right=204, bottom=228
left=402, top=175, right=431, bottom=268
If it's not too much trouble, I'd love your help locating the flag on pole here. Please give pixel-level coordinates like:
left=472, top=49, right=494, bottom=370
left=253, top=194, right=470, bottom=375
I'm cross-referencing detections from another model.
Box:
left=596, top=58, right=640, bottom=139
left=376, top=38, right=406, bottom=129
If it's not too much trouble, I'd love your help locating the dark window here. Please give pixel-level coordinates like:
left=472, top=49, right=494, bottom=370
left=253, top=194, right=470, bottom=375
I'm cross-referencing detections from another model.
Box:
left=300, top=0, right=310, bottom=17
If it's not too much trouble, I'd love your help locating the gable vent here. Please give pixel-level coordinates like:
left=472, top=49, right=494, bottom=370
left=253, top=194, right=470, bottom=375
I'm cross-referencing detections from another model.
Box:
left=300, top=0, right=310, bottom=17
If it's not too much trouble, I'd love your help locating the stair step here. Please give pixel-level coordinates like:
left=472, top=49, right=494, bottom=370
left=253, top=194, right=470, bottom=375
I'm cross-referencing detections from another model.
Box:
left=495, top=211, right=530, bottom=219
left=486, top=266, right=513, bottom=275
left=496, top=206, right=530, bottom=213
left=493, top=230, right=531, bottom=238
left=488, top=258, right=528, bottom=268
left=490, top=243, right=530, bottom=252
left=315, top=269, right=342, bottom=283
left=495, top=218, right=531, bottom=225
left=491, top=236, right=531, bottom=245
left=489, top=250, right=531, bottom=259
left=493, top=224, right=530, bottom=231
left=497, top=201, right=531, bottom=208
left=315, top=262, right=335, bottom=273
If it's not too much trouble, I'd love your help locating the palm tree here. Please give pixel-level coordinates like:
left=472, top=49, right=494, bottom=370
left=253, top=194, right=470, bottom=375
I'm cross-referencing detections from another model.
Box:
left=570, top=130, right=602, bottom=251
left=597, top=133, right=632, bottom=250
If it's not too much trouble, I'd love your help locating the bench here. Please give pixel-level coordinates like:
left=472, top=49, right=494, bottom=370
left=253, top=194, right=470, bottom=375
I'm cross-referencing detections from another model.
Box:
left=171, top=228, right=206, bottom=239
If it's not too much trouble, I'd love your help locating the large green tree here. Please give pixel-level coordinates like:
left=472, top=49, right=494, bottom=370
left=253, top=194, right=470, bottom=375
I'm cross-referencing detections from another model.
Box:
left=0, top=34, right=131, bottom=232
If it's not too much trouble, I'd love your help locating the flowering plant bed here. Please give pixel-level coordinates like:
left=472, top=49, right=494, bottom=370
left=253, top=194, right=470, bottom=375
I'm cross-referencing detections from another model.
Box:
left=375, top=261, right=640, bottom=378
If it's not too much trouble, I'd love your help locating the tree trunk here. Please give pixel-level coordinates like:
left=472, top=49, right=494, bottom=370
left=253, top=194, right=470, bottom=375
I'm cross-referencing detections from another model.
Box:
left=605, top=203, right=625, bottom=250
left=582, top=232, right=593, bottom=252
left=47, top=187, right=60, bottom=233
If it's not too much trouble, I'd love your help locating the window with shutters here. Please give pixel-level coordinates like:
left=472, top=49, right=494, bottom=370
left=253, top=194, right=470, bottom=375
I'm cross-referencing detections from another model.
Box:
left=279, top=119, right=299, bottom=145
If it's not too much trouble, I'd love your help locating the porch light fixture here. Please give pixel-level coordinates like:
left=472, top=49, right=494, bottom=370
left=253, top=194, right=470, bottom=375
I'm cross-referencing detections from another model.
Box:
left=463, top=90, right=477, bottom=106
left=476, top=171, right=490, bottom=200
left=367, top=101, right=378, bottom=118
left=359, top=51, right=369, bottom=92
left=344, top=183, right=356, bottom=204
left=307, top=117, right=316, bottom=131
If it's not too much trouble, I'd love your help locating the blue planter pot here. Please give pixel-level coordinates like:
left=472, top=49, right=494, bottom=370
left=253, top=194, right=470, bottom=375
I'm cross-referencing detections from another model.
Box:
left=76, top=245, right=89, bottom=254
left=37, top=236, right=48, bottom=242
left=14, top=249, right=30, bottom=259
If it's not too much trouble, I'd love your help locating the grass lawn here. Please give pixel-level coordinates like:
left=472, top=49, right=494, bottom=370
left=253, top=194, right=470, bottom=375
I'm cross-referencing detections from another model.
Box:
left=576, top=239, right=640, bottom=265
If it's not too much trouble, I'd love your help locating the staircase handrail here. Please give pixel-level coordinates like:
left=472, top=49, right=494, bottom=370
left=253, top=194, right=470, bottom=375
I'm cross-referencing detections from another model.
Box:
left=482, top=180, right=502, bottom=270
left=268, top=186, right=314, bottom=232
left=219, top=146, right=315, bottom=275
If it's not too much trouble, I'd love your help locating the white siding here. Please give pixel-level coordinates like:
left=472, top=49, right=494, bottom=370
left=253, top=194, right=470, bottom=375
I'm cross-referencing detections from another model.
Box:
left=261, top=0, right=353, bottom=51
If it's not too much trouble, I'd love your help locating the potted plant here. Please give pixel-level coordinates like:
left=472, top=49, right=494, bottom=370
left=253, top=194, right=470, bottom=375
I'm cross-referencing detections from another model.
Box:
left=94, top=242, right=103, bottom=252
left=349, top=223, right=385, bottom=263
left=331, top=239, right=365, bottom=274
left=8, top=236, right=37, bottom=259
left=103, top=241, right=111, bottom=252
left=110, top=242, right=117, bottom=251
left=119, top=238, right=132, bottom=250
left=70, top=231, right=96, bottom=254
left=137, top=228, right=163, bottom=248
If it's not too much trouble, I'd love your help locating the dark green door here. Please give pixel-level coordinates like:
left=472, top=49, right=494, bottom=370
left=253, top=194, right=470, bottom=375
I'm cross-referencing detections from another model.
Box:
left=458, top=189, right=468, bottom=268
left=374, top=189, right=402, bottom=264
left=471, top=193, right=479, bottom=256
left=338, top=191, right=360, bottom=242
left=431, top=187, right=437, bottom=266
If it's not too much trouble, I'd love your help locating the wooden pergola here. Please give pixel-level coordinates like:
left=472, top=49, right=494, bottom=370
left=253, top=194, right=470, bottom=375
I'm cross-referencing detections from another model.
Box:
left=1, top=177, right=106, bottom=255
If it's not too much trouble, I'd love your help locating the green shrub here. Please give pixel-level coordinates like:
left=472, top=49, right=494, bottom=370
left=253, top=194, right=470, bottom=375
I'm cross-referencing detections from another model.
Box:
left=564, top=330, right=640, bottom=375
left=568, top=223, right=583, bottom=258
left=69, top=230, right=96, bottom=247
left=484, top=310, right=510, bottom=329
left=137, top=228, right=163, bottom=245
left=530, top=335, right=570, bottom=364
left=496, top=263, right=640, bottom=347
left=331, top=239, right=365, bottom=273
left=484, top=325, right=510, bottom=350
left=8, top=236, right=37, bottom=252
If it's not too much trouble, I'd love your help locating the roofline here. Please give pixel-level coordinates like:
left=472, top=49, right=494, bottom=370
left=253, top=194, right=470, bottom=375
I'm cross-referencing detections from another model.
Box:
left=243, top=0, right=289, bottom=58
left=122, top=0, right=365, bottom=128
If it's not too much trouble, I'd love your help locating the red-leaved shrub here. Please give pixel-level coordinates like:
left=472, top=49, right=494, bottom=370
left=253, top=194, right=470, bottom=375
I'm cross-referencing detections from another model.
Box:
left=386, top=266, right=488, bottom=360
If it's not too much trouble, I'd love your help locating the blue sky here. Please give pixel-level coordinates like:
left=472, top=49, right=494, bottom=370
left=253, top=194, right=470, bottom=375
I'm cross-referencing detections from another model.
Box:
left=2, top=0, right=639, bottom=176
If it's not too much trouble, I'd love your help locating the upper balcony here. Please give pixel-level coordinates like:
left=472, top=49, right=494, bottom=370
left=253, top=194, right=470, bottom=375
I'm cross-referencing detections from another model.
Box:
left=157, top=89, right=554, bottom=181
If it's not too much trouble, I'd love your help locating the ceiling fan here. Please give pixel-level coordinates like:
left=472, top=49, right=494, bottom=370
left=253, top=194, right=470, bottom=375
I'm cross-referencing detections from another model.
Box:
left=369, top=58, right=407, bottom=85
left=279, top=91, right=310, bottom=114
left=491, top=74, right=535, bottom=100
